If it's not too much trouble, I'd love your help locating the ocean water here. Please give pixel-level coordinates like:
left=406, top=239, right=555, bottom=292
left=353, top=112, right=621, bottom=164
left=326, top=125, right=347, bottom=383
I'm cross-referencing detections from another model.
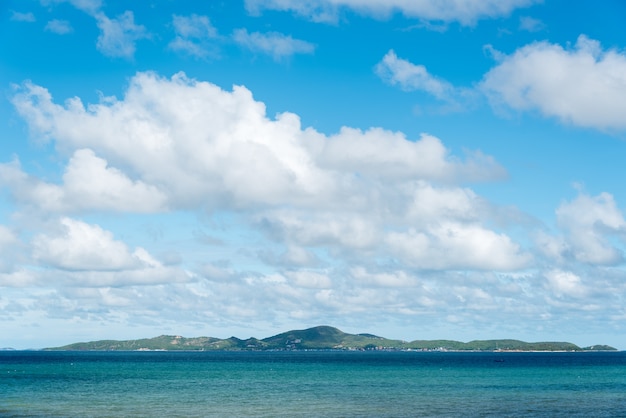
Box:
left=1, top=350, right=625, bottom=417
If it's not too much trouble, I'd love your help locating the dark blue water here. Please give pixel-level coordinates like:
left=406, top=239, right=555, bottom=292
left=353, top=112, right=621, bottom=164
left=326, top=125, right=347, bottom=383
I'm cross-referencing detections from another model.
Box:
left=1, top=351, right=625, bottom=417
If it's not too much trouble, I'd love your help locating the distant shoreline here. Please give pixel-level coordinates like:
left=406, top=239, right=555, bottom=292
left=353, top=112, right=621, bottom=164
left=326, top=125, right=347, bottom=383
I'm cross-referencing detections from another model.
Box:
left=40, top=326, right=618, bottom=352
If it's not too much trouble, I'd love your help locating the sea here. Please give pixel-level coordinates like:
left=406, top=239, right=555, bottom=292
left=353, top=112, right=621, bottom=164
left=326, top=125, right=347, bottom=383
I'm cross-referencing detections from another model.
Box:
left=1, top=350, right=625, bottom=417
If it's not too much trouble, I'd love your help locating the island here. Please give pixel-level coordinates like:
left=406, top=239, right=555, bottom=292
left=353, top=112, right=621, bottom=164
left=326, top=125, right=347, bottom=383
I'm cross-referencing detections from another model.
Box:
left=45, top=326, right=617, bottom=352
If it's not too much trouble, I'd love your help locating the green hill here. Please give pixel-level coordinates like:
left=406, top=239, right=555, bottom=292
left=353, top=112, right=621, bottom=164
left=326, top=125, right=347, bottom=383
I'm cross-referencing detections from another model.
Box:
left=45, top=326, right=617, bottom=352
left=259, top=325, right=399, bottom=349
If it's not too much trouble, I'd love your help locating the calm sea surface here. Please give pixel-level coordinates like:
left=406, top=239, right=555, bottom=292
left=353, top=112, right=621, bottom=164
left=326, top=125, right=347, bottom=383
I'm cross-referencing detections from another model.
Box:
left=1, top=350, right=625, bottom=417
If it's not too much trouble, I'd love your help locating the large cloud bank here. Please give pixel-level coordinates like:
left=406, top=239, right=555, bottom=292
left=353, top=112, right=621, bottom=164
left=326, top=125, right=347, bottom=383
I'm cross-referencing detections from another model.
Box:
left=2, top=72, right=626, bottom=342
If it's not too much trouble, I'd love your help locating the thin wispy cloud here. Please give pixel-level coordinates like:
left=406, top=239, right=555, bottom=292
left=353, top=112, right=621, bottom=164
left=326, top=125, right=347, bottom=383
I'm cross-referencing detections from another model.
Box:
left=375, top=50, right=477, bottom=112
left=233, top=29, right=315, bottom=60
left=42, top=0, right=148, bottom=59
left=375, top=50, right=456, bottom=100
left=41, top=0, right=102, bottom=15
left=11, top=11, right=36, bottom=22
left=45, top=19, right=74, bottom=34
left=95, top=11, right=149, bottom=58
left=168, top=14, right=219, bottom=58
left=519, top=16, right=546, bottom=32
left=245, top=0, right=539, bottom=24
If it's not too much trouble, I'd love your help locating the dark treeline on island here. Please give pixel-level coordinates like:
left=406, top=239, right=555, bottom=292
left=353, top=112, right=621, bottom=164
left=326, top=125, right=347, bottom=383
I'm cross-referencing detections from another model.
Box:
left=45, top=326, right=617, bottom=352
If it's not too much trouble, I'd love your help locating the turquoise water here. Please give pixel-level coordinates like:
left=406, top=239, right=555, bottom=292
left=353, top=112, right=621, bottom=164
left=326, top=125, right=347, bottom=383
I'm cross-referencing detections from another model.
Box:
left=1, top=351, right=625, bottom=417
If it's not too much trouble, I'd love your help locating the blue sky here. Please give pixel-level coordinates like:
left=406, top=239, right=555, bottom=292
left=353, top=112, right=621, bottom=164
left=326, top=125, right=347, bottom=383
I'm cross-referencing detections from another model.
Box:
left=2, top=0, right=626, bottom=349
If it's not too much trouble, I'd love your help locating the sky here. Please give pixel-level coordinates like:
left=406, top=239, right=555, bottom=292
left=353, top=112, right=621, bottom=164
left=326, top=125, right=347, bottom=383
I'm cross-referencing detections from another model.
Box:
left=2, top=0, right=626, bottom=350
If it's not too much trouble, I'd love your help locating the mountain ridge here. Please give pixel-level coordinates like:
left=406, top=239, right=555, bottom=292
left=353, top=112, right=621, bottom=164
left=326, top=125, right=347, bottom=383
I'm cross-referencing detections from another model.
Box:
left=45, top=325, right=617, bottom=352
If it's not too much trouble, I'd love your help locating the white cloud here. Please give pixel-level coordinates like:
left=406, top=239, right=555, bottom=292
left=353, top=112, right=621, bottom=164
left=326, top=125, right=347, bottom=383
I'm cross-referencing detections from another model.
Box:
left=258, top=191, right=529, bottom=272
left=0, top=226, right=23, bottom=276
left=233, top=29, right=315, bottom=60
left=0, top=149, right=167, bottom=213
left=173, top=14, right=217, bottom=39
left=260, top=245, right=319, bottom=267
left=481, top=35, right=626, bottom=131
left=58, top=267, right=189, bottom=287
left=41, top=0, right=102, bottom=15
left=405, top=182, right=484, bottom=223
left=95, top=11, right=149, bottom=58
left=259, top=210, right=380, bottom=250
left=45, top=19, right=73, bottom=34
left=324, top=128, right=457, bottom=180
left=545, top=269, right=588, bottom=299
left=323, top=129, right=505, bottom=183
left=518, top=16, right=545, bottom=32
left=534, top=230, right=568, bottom=265
left=7, top=71, right=525, bottom=291
left=168, top=14, right=219, bottom=58
left=0, top=226, right=17, bottom=249
left=32, top=218, right=149, bottom=271
left=385, top=222, right=530, bottom=271
left=376, top=50, right=455, bottom=100
left=0, top=158, right=63, bottom=210
left=375, top=50, right=479, bottom=111
left=58, top=149, right=167, bottom=212
left=350, top=267, right=417, bottom=288
left=41, top=1, right=147, bottom=58
left=11, top=11, right=36, bottom=22
left=0, top=270, right=39, bottom=288
left=245, top=0, right=538, bottom=25
left=555, top=192, right=626, bottom=265
left=26, top=218, right=190, bottom=287
left=285, top=270, right=332, bottom=288
left=11, top=72, right=505, bottom=213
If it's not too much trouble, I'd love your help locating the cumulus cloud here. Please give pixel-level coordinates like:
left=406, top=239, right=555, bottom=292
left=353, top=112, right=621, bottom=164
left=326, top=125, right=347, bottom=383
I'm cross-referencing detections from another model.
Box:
left=95, top=11, right=149, bottom=58
left=533, top=191, right=626, bottom=270
left=32, top=217, right=150, bottom=271
left=0, top=226, right=23, bottom=275
left=7, top=72, right=524, bottom=274
left=0, top=149, right=167, bottom=213
left=11, top=72, right=505, bottom=209
left=404, top=182, right=485, bottom=222
left=258, top=210, right=380, bottom=250
left=555, top=192, right=626, bottom=265
left=385, top=222, right=530, bottom=270
left=257, top=192, right=530, bottom=272
left=545, top=269, right=588, bottom=299
left=168, top=14, right=219, bottom=58
left=233, top=29, right=315, bottom=60
left=321, top=129, right=505, bottom=183
left=245, top=0, right=538, bottom=25
left=45, top=19, right=73, bottom=34
left=28, top=218, right=190, bottom=287
left=481, top=35, right=626, bottom=131
left=0, top=226, right=18, bottom=249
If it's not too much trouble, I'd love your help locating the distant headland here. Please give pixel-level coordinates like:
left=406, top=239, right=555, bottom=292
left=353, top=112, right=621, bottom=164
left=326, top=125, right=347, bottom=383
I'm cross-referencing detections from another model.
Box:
left=44, top=326, right=617, bottom=352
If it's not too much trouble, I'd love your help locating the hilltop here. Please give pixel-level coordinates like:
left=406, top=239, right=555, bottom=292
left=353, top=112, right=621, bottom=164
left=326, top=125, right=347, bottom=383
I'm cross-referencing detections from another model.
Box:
left=45, top=326, right=617, bottom=352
